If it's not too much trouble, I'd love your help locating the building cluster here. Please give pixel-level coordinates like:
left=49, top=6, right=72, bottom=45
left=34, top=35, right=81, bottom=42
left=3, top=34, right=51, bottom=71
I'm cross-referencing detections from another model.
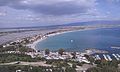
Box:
left=0, top=48, right=90, bottom=64
left=27, top=34, right=47, bottom=43
left=2, top=38, right=28, bottom=48
left=2, top=34, right=46, bottom=48
left=41, top=51, right=90, bottom=63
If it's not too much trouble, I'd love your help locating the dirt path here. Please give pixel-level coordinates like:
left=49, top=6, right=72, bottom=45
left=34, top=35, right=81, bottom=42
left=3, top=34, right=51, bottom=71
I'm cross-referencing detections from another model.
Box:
left=0, top=61, right=51, bottom=67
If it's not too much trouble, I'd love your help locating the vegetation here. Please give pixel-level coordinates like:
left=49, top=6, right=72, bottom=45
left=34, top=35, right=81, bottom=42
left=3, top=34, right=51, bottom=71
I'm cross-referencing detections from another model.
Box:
left=67, top=60, right=84, bottom=66
left=45, top=49, right=50, bottom=55
left=86, top=66, right=120, bottom=72
left=0, top=65, right=64, bottom=72
left=46, top=59, right=69, bottom=67
left=0, top=63, right=77, bottom=72
left=71, top=52, right=76, bottom=59
left=0, top=54, right=45, bottom=63
left=1, top=41, right=120, bottom=72
left=97, top=60, right=119, bottom=68
left=84, top=54, right=94, bottom=64
left=65, top=67, right=77, bottom=72
left=58, top=48, right=64, bottom=55
left=0, top=46, right=16, bottom=52
left=0, top=44, right=35, bottom=52
left=72, top=63, right=77, bottom=68
left=18, top=46, right=35, bottom=52
left=86, top=60, right=120, bottom=72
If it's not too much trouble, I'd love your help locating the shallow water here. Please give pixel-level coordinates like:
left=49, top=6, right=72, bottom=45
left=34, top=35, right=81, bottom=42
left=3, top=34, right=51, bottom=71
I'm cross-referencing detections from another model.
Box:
left=36, top=27, right=120, bottom=53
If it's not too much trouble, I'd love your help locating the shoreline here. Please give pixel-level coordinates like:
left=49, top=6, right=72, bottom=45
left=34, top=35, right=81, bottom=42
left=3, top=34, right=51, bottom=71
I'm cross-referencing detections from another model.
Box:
left=26, top=37, right=47, bottom=51
left=26, top=27, right=97, bottom=51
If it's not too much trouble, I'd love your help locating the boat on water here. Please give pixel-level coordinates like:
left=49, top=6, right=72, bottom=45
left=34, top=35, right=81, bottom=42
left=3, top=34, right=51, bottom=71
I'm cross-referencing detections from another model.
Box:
left=116, top=54, right=120, bottom=58
left=103, top=54, right=108, bottom=61
left=95, top=55, right=101, bottom=60
left=106, top=55, right=112, bottom=61
left=112, top=54, right=119, bottom=60
left=70, top=39, right=74, bottom=43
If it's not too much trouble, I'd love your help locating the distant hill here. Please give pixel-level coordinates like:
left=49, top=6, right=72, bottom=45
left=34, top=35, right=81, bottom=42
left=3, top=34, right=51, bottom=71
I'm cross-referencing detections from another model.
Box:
left=60, top=20, right=120, bottom=26
left=1, top=20, right=120, bottom=29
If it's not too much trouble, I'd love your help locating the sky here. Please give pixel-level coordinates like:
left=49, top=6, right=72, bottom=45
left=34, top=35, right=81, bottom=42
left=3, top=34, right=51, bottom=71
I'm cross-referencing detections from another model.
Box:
left=0, top=0, right=120, bottom=28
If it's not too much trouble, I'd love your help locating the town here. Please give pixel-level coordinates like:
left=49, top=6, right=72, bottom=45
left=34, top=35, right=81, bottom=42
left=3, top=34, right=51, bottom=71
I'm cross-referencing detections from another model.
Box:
left=0, top=31, right=120, bottom=72
left=0, top=25, right=120, bottom=72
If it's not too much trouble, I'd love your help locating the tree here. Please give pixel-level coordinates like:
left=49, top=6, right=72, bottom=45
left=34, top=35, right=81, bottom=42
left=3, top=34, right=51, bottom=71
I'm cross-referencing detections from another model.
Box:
left=72, top=64, right=77, bottom=68
left=45, top=49, right=50, bottom=55
left=84, top=54, right=89, bottom=59
left=58, top=48, right=64, bottom=55
left=65, top=67, right=76, bottom=72
left=84, top=54, right=94, bottom=64
left=86, top=66, right=120, bottom=72
left=95, top=60, right=101, bottom=65
left=0, top=45, right=3, bottom=48
left=71, top=52, right=76, bottom=59
left=87, top=59, right=120, bottom=72
left=86, top=67, right=101, bottom=72
left=110, top=60, right=118, bottom=68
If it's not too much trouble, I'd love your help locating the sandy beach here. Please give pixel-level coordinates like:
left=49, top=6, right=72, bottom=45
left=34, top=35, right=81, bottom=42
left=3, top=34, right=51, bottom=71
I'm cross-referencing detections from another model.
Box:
left=26, top=27, right=97, bottom=51
left=26, top=37, right=47, bottom=51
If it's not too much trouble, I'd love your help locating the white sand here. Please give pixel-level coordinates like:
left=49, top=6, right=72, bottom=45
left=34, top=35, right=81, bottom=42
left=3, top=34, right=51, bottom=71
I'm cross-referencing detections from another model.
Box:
left=26, top=37, right=47, bottom=51
left=27, top=28, right=96, bottom=51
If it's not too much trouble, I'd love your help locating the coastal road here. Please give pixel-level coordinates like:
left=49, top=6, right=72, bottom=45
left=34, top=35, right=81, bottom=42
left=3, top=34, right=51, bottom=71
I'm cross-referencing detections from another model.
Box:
left=0, top=61, right=51, bottom=67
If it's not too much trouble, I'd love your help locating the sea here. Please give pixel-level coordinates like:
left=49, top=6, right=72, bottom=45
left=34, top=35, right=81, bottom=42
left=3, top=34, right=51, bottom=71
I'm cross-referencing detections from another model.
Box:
left=36, top=27, right=120, bottom=54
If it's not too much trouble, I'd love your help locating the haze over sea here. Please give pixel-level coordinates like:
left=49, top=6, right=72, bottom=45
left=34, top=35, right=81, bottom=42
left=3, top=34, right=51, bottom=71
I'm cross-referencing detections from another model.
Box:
left=36, top=27, right=120, bottom=53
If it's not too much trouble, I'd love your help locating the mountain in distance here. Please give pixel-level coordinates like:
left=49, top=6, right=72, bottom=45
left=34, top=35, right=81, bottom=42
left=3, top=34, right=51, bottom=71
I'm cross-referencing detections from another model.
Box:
left=1, top=20, right=120, bottom=29
left=35, top=20, right=120, bottom=29
left=60, top=20, right=120, bottom=26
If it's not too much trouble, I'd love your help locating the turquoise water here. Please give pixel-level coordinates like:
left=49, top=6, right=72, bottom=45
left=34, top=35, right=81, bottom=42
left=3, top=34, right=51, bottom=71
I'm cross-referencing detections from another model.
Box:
left=36, top=27, right=120, bottom=53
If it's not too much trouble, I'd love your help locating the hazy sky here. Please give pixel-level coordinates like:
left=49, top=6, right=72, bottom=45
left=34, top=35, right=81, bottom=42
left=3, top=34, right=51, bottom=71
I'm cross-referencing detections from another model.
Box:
left=0, top=0, right=120, bottom=28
